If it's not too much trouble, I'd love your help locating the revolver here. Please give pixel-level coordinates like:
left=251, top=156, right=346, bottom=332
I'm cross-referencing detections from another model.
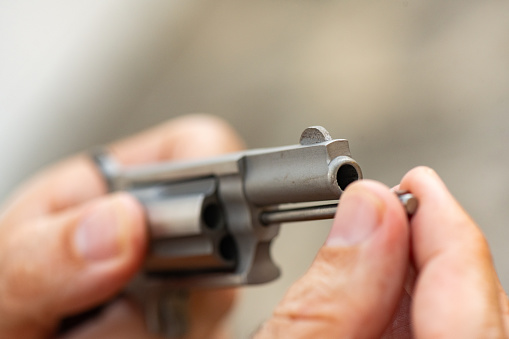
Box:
left=90, top=126, right=414, bottom=338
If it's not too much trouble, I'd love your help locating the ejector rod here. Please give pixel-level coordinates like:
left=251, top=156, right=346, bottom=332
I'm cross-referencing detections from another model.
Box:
left=260, top=191, right=417, bottom=225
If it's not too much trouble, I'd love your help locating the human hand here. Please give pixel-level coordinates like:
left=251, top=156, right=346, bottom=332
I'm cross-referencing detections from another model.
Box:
left=255, top=167, right=508, bottom=338
left=0, top=115, right=244, bottom=339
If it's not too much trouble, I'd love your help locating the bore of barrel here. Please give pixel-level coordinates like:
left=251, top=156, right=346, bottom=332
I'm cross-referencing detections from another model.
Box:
left=336, top=164, right=359, bottom=191
left=202, top=203, right=224, bottom=230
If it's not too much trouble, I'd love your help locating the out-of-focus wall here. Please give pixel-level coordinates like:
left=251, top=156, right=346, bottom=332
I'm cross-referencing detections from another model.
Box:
left=1, top=1, right=509, bottom=338
left=0, top=0, right=201, bottom=195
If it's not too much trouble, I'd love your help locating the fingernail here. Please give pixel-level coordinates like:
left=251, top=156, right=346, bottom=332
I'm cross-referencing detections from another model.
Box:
left=326, top=186, right=385, bottom=246
left=74, top=197, right=127, bottom=261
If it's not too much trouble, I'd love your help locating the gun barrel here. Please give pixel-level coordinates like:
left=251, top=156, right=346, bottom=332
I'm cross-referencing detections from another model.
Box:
left=244, top=141, right=362, bottom=206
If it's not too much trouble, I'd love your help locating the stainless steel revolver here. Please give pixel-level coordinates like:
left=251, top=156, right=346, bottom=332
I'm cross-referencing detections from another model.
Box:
left=90, top=126, right=414, bottom=338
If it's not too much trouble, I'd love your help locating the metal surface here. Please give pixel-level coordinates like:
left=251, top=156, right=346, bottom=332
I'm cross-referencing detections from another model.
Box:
left=260, top=191, right=418, bottom=225
left=89, top=147, right=120, bottom=191
left=142, top=288, right=190, bottom=338
left=299, top=126, right=332, bottom=145
left=112, top=126, right=363, bottom=289
left=260, top=203, right=338, bottom=224
left=91, top=126, right=387, bottom=338
left=394, top=190, right=419, bottom=215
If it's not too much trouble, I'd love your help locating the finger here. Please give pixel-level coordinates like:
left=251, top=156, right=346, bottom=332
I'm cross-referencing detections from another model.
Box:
left=381, top=185, right=415, bottom=339
left=496, top=281, right=509, bottom=334
left=2, top=114, right=244, bottom=222
left=0, top=193, right=146, bottom=338
left=381, top=264, right=417, bottom=339
left=400, top=166, right=507, bottom=338
left=110, top=114, right=245, bottom=165
left=255, top=180, right=410, bottom=339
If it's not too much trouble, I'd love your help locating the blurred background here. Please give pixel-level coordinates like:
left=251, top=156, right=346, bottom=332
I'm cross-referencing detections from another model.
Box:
left=1, top=1, right=509, bottom=337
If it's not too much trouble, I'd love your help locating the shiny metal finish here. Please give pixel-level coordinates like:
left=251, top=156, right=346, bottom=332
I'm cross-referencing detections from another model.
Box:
left=260, top=203, right=338, bottom=224
left=260, top=191, right=418, bottom=225
left=110, top=126, right=363, bottom=289
left=90, top=126, right=395, bottom=338
left=395, top=190, right=419, bottom=215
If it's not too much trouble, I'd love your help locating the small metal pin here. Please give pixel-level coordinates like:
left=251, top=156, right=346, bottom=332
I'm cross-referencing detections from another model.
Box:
left=260, top=191, right=418, bottom=225
left=393, top=190, right=418, bottom=215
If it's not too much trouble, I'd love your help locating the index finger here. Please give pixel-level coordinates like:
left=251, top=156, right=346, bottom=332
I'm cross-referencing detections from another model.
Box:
left=2, top=114, right=244, bottom=222
left=400, top=167, right=506, bottom=338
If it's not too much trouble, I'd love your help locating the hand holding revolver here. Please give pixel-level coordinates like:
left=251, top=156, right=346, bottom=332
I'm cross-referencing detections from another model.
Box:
left=0, top=115, right=507, bottom=339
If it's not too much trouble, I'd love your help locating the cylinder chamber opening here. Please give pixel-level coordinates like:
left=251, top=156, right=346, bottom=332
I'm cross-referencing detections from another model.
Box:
left=336, top=164, right=360, bottom=191
left=202, top=203, right=224, bottom=230
left=219, top=235, right=238, bottom=262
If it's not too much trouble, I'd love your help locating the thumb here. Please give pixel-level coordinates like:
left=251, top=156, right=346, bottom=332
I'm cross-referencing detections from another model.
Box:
left=255, top=181, right=409, bottom=339
left=0, top=193, right=146, bottom=338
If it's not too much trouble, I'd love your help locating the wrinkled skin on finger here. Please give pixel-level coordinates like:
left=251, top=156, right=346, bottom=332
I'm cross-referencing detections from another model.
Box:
left=255, top=167, right=509, bottom=339
left=381, top=167, right=509, bottom=339
left=255, top=180, right=410, bottom=339
left=401, top=167, right=508, bottom=338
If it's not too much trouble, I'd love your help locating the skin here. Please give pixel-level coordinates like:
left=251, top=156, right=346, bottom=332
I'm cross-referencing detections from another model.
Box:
left=0, top=115, right=507, bottom=338
left=255, top=168, right=509, bottom=339
left=0, top=115, right=243, bottom=339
